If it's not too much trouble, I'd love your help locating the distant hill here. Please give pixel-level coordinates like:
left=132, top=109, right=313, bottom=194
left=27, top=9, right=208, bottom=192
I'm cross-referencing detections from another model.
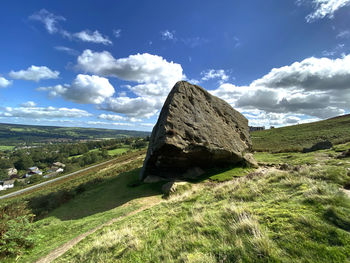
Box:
left=251, top=114, right=350, bottom=152
left=0, top=123, right=151, bottom=145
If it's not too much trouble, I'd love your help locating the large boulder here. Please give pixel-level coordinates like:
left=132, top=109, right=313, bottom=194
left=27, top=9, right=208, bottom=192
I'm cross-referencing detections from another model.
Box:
left=140, top=81, right=254, bottom=181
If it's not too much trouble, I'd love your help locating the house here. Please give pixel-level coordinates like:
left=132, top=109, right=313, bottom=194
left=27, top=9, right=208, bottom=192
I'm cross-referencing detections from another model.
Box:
left=25, top=166, right=43, bottom=178
left=43, top=166, right=64, bottom=179
left=7, top=168, right=18, bottom=176
left=0, top=180, right=15, bottom=191
left=53, top=162, right=66, bottom=168
left=249, top=126, right=265, bottom=132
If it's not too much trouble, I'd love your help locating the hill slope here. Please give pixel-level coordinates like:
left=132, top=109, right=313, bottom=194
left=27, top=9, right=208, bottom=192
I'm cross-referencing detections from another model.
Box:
left=251, top=114, right=350, bottom=152
left=0, top=123, right=150, bottom=145
left=54, top=144, right=350, bottom=263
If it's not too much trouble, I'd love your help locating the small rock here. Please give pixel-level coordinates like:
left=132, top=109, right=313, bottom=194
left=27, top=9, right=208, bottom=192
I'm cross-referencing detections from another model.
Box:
left=279, top=163, right=290, bottom=170
left=161, top=181, right=189, bottom=195
left=244, top=153, right=259, bottom=168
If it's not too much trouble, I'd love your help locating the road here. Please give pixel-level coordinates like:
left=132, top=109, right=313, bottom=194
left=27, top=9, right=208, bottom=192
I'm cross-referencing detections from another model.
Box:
left=0, top=157, right=126, bottom=200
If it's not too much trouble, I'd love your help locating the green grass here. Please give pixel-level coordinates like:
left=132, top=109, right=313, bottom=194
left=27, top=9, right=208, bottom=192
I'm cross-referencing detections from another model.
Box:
left=54, top=147, right=350, bottom=263
left=68, top=148, right=101, bottom=159
left=252, top=114, right=350, bottom=152
left=48, top=142, right=350, bottom=262
left=0, top=145, right=15, bottom=151
left=207, top=167, right=254, bottom=182
left=108, top=147, right=129, bottom=156
left=4, top=166, right=163, bottom=263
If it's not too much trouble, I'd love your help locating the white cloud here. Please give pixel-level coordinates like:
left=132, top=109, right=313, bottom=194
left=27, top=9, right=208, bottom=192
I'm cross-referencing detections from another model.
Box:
left=20, top=101, right=37, bottom=107
left=211, top=54, right=350, bottom=122
left=29, top=9, right=112, bottom=45
left=9, top=65, right=59, bottom=82
left=29, top=9, right=65, bottom=34
left=38, top=74, right=115, bottom=104
left=54, top=46, right=79, bottom=56
left=113, top=29, right=121, bottom=38
left=201, top=69, right=229, bottom=84
left=73, top=30, right=112, bottom=45
left=0, top=76, right=12, bottom=88
left=337, top=30, right=350, bottom=39
left=86, top=121, right=133, bottom=127
left=0, top=105, right=91, bottom=118
left=76, top=49, right=183, bottom=118
left=102, top=96, right=161, bottom=118
left=98, top=113, right=125, bottom=121
left=161, top=30, right=176, bottom=40
left=300, top=0, right=350, bottom=22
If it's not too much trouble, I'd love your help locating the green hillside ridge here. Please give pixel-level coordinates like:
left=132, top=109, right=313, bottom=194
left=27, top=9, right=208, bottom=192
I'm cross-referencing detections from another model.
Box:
left=1, top=116, right=350, bottom=262
left=251, top=114, right=350, bottom=152
left=0, top=123, right=150, bottom=146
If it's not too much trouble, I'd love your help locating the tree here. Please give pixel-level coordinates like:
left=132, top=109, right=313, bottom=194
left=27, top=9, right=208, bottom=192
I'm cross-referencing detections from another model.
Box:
left=0, top=159, right=13, bottom=169
left=14, top=155, right=34, bottom=171
left=0, top=169, right=9, bottom=181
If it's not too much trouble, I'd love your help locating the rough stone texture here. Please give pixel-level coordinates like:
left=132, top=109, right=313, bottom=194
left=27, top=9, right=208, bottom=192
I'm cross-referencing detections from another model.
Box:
left=302, top=140, right=333, bottom=153
left=140, top=81, right=254, bottom=180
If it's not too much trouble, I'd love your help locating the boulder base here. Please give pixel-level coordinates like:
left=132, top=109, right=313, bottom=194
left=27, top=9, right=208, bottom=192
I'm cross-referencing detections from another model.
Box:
left=140, top=81, right=254, bottom=180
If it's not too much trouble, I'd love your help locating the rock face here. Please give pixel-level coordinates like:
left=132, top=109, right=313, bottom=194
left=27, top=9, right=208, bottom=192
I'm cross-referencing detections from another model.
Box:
left=140, top=81, right=254, bottom=181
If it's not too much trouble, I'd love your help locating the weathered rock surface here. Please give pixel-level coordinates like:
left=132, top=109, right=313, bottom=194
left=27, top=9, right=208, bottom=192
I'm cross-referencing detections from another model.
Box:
left=140, top=81, right=254, bottom=180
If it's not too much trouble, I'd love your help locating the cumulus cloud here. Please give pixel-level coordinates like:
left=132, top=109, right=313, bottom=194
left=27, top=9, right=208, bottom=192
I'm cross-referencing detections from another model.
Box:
left=101, top=96, right=161, bottom=118
left=72, top=30, right=112, bottom=45
left=20, top=101, right=37, bottom=107
left=0, top=76, right=12, bottom=88
left=298, top=0, right=350, bottom=22
left=201, top=69, right=229, bottom=84
left=76, top=49, right=183, bottom=117
left=29, top=9, right=65, bottom=34
left=251, top=55, right=350, bottom=91
left=0, top=105, right=91, bottom=118
left=38, top=74, right=115, bottom=104
left=211, top=54, right=350, bottom=124
left=9, top=65, right=59, bottom=82
left=98, top=113, right=125, bottom=121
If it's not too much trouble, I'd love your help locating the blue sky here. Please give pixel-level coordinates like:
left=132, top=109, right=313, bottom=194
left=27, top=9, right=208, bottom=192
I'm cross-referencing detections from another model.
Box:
left=0, top=0, right=350, bottom=131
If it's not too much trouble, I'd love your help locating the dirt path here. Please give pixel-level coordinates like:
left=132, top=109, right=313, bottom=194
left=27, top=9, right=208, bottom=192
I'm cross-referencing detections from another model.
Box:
left=35, top=195, right=161, bottom=263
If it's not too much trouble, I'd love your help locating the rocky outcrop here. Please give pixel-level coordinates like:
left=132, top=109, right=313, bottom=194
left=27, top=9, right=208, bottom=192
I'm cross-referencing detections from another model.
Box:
left=140, top=81, right=255, bottom=181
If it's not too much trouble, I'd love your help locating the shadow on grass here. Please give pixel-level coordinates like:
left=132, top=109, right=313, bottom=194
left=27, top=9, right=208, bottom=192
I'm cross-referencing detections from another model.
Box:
left=188, top=164, right=254, bottom=183
left=48, top=168, right=163, bottom=221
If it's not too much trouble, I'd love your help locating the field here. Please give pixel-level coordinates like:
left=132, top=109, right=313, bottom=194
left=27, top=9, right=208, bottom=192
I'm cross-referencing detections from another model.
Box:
left=1, top=115, right=350, bottom=262
left=251, top=114, right=350, bottom=152
left=108, top=147, right=130, bottom=156
left=0, top=145, right=15, bottom=151
left=0, top=123, right=150, bottom=146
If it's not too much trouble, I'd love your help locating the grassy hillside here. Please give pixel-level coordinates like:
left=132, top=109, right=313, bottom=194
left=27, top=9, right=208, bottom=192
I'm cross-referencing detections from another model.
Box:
left=54, top=144, right=350, bottom=263
left=251, top=114, right=350, bottom=152
left=0, top=123, right=150, bottom=146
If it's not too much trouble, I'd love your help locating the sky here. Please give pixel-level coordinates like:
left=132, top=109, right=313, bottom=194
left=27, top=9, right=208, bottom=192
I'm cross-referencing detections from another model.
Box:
left=0, top=0, right=350, bottom=131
